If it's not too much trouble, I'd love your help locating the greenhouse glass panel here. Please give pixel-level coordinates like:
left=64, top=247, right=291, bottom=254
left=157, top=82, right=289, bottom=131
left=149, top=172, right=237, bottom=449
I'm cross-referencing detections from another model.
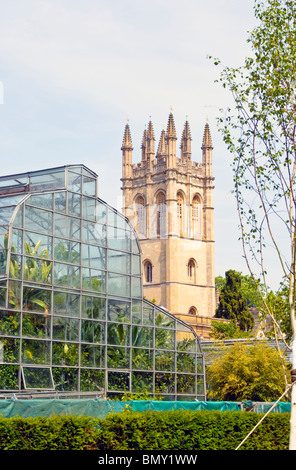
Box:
left=22, top=339, right=50, bottom=364
left=24, top=231, right=52, bottom=259
left=10, top=254, right=22, bottom=279
left=96, top=205, right=107, bottom=226
left=131, top=276, right=141, bottom=298
left=82, top=175, right=96, bottom=197
left=108, top=272, right=130, bottom=297
left=108, top=371, right=130, bottom=391
left=52, top=367, right=78, bottom=391
left=177, top=374, right=196, bottom=395
left=52, top=342, right=79, bottom=366
left=0, top=311, right=20, bottom=336
left=177, top=352, right=196, bottom=373
left=155, top=373, right=175, bottom=394
left=82, top=221, right=106, bottom=246
left=54, top=263, right=80, bottom=288
left=0, top=338, right=20, bottom=363
left=81, top=319, right=105, bottom=344
left=25, top=206, right=53, bottom=234
left=108, top=226, right=131, bottom=252
left=54, top=214, right=81, bottom=240
left=22, top=366, right=54, bottom=390
left=107, top=346, right=130, bottom=369
left=67, top=171, right=82, bottom=193
left=0, top=365, right=19, bottom=390
left=155, top=350, right=175, bottom=371
left=29, top=169, right=65, bottom=191
left=28, top=193, right=53, bottom=210
left=81, top=243, right=106, bottom=269
left=54, top=238, right=80, bottom=264
left=0, top=283, right=6, bottom=308
left=132, top=255, right=141, bottom=275
left=55, top=192, right=66, bottom=213
left=53, top=291, right=80, bottom=317
left=8, top=281, right=21, bottom=310
left=23, top=257, right=52, bottom=284
left=80, top=369, right=104, bottom=392
left=82, top=196, right=96, bottom=220
left=132, top=348, right=153, bottom=370
left=52, top=317, right=79, bottom=341
left=68, top=192, right=81, bottom=217
left=132, top=325, right=153, bottom=348
left=0, top=195, right=25, bottom=207
left=81, top=295, right=105, bottom=320
left=0, top=208, right=19, bottom=225
left=23, top=285, right=51, bottom=313
left=107, top=323, right=130, bottom=346
left=82, top=268, right=105, bottom=292
left=11, top=228, right=22, bottom=253
left=80, top=344, right=105, bottom=368
left=132, top=371, right=153, bottom=393
left=108, top=298, right=130, bottom=322
left=0, top=252, right=7, bottom=276
left=0, top=165, right=206, bottom=400
left=22, top=312, right=51, bottom=339
left=13, top=205, right=23, bottom=228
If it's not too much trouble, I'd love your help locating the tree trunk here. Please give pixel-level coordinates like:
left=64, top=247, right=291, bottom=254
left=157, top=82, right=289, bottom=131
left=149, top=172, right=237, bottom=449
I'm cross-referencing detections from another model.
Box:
left=289, top=338, right=296, bottom=449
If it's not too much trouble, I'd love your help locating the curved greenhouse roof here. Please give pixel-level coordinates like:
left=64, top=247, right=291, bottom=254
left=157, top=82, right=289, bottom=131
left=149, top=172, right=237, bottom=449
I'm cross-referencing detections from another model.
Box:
left=0, top=164, right=205, bottom=400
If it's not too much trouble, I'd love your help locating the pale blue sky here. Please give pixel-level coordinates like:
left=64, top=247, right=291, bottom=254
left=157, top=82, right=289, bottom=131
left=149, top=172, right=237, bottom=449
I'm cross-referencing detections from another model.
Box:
left=0, top=1, right=280, bottom=287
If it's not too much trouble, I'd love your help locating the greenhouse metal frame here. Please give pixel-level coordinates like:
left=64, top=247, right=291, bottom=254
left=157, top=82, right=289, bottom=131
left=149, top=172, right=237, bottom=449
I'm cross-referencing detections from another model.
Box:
left=0, top=164, right=206, bottom=400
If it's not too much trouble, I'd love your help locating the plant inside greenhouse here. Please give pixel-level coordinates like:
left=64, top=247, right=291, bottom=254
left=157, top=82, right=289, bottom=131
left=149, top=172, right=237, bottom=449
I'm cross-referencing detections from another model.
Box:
left=0, top=164, right=205, bottom=400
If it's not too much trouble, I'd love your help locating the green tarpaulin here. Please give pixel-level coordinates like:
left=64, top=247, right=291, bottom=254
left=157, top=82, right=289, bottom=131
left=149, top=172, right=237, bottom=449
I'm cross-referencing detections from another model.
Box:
left=0, top=398, right=289, bottom=418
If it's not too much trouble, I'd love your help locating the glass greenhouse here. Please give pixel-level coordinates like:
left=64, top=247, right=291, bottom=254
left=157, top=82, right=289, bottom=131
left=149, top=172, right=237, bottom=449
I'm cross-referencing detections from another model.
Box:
left=0, top=165, right=206, bottom=400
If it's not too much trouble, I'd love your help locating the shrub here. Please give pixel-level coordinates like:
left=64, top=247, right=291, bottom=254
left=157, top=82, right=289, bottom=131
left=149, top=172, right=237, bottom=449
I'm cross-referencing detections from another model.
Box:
left=0, top=409, right=290, bottom=450
left=96, top=409, right=290, bottom=450
left=0, top=415, right=100, bottom=450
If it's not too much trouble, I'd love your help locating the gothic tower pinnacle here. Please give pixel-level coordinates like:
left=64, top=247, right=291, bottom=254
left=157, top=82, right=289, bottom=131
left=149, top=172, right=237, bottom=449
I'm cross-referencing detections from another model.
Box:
left=121, top=122, right=133, bottom=178
left=166, top=112, right=177, bottom=168
left=180, top=119, right=192, bottom=161
left=146, top=120, right=155, bottom=163
left=202, top=122, right=213, bottom=176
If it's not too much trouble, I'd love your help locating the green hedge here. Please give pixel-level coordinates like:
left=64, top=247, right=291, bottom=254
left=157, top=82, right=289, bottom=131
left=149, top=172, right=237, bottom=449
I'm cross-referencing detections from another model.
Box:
left=0, top=415, right=100, bottom=450
left=0, top=410, right=290, bottom=450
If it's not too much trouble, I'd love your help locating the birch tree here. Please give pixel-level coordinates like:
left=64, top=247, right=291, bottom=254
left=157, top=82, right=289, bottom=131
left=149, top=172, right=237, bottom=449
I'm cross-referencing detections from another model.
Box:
left=212, top=0, right=296, bottom=449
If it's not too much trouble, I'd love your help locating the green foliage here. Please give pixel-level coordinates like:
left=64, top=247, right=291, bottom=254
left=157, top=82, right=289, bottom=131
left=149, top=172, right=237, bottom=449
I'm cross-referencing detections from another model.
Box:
left=215, top=270, right=254, bottom=331
left=210, top=319, right=249, bottom=339
left=211, top=0, right=296, bottom=342
left=216, top=271, right=292, bottom=339
left=95, top=409, right=289, bottom=450
left=0, top=415, right=100, bottom=450
left=0, top=410, right=290, bottom=450
left=206, top=341, right=290, bottom=402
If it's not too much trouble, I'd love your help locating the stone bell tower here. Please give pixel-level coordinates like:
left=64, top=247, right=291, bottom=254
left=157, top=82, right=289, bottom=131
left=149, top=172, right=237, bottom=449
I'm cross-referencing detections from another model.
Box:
left=121, top=112, right=215, bottom=338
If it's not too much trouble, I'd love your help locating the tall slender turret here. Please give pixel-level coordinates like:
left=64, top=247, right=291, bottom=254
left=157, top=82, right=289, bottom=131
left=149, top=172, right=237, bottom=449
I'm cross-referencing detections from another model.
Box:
left=156, top=129, right=167, bottom=162
left=180, top=119, right=192, bottom=162
left=121, top=122, right=133, bottom=178
left=202, top=122, right=213, bottom=176
left=166, top=112, right=177, bottom=168
left=146, top=120, right=155, bottom=164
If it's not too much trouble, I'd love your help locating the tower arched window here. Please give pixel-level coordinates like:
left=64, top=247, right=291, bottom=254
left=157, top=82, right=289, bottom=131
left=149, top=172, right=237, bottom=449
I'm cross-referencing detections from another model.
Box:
left=156, top=191, right=166, bottom=237
left=177, top=191, right=184, bottom=236
left=192, top=195, right=201, bottom=238
left=189, top=306, right=197, bottom=316
left=134, top=195, right=146, bottom=238
left=188, top=258, right=197, bottom=283
left=144, top=260, right=153, bottom=283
